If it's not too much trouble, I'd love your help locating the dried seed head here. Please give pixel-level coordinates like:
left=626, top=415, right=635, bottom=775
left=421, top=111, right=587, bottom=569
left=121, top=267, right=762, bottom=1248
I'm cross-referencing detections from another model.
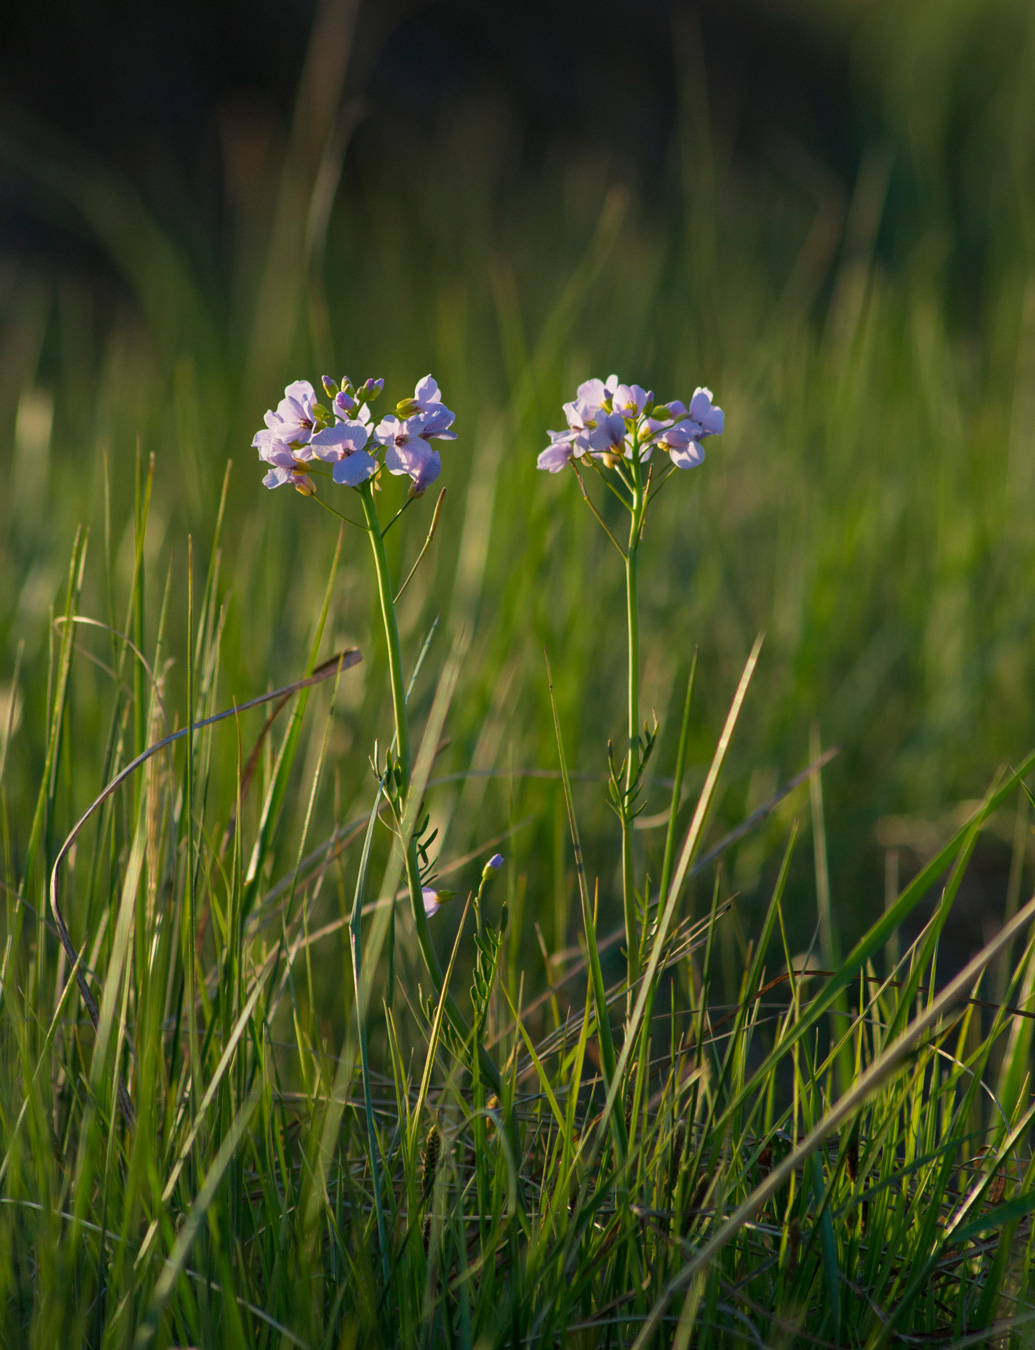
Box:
left=421, top=1124, right=441, bottom=1199
left=422, top=1212, right=432, bottom=1255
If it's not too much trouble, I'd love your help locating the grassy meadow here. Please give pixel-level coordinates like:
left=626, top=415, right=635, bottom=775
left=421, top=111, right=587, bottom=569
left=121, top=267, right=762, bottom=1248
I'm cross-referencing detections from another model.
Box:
left=3, top=1, right=1035, bottom=1343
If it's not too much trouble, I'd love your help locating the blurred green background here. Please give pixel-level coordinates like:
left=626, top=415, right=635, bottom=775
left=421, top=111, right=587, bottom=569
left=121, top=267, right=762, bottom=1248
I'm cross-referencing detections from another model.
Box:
left=2, top=0, right=1035, bottom=981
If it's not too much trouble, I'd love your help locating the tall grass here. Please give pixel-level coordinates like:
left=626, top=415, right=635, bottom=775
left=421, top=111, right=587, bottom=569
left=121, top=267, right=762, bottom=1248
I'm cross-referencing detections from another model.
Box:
left=3, top=0, right=1035, bottom=1342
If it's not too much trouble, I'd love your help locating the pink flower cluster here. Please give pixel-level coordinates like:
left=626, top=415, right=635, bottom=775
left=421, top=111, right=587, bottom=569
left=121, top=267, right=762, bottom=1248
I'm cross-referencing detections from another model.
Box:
left=253, top=375, right=456, bottom=496
left=537, top=375, right=723, bottom=474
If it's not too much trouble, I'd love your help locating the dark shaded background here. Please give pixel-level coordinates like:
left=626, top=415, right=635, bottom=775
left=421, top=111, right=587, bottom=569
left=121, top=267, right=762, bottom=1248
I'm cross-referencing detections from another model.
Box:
left=2, top=0, right=856, bottom=273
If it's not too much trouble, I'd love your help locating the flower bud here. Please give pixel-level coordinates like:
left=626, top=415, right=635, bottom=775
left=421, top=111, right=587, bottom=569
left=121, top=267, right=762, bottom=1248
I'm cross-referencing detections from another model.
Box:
left=481, top=853, right=504, bottom=880
left=395, top=397, right=420, bottom=418
left=601, top=452, right=621, bottom=469
left=359, top=377, right=385, bottom=401
left=321, top=375, right=339, bottom=398
left=293, top=474, right=316, bottom=496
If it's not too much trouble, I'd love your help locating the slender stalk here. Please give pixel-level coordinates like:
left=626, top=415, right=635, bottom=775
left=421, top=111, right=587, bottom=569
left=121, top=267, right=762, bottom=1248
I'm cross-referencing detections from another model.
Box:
left=357, top=480, right=503, bottom=1097
left=358, top=483, right=410, bottom=775
left=622, top=474, right=644, bottom=989
left=395, top=487, right=446, bottom=601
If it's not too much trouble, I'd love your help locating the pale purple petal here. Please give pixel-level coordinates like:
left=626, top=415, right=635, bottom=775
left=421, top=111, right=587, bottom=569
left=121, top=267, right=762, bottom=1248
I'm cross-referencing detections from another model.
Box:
left=668, top=439, right=705, bottom=469
left=331, top=451, right=378, bottom=486
left=386, top=437, right=435, bottom=478
left=262, top=465, right=291, bottom=489
left=688, top=387, right=724, bottom=436
left=310, top=419, right=371, bottom=460
left=253, top=426, right=288, bottom=458
left=612, top=383, right=650, bottom=418
left=537, top=438, right=575, bottom=472
left=414, top=375, right=442, bottom=407
left=563, top=396, right=604, bottom=433
left=408, top=448, right=441, bottom=494
left=422, top=887, right=440, bottom=917
left=576, top=378, right=608, bottom=408
left=283, top=379, right=316, bottom=405
left=419, top=406, right=456, bottom=439
left=264, top=446, right=300, bottom=469
left=375, top=414, right=404, bottom=446
left=588, top=411, right=629, bottom=455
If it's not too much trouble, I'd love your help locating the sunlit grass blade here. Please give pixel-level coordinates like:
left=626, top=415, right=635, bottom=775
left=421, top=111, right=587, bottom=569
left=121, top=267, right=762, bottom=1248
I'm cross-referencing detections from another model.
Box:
left=132, top=1094, right=260, bottom=1350
left=631, top=888, right=1035, bottom=1349
left=658, top=650, right=697, bottom=912
left=545, top=647, right=625, bottom=1157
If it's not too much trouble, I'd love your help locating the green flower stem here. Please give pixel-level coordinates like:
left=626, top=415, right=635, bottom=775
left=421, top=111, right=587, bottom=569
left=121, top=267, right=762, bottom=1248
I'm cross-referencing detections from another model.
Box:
left=358, top=480, right=502, bottom=1097
left=620, top=439, right=648, bottom=993
left=622, top=502, right=642, bottom=990
left=359, top=482, right=411, bottom=774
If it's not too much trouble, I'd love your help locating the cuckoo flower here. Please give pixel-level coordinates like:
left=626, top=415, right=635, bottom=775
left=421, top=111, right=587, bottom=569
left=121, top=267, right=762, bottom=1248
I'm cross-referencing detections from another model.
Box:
left=576, top=374, right=620, bottom=412
left=688, top=386, right=724, bottom=437
left=397, top=374, right=455, bottom=427
left=651, top=420, right=705, bottom=469
left=535, top=369, right=724, bottom=997
left=252, top=379, right=320, bottom=458
left=611, top=383, right=651, bottom=421
left=563, top=397, right=610, bottom=449
left=537, top=429, right=580, bottom=473
left=589, top=409, right=633, bottom=462
left=310, top=417, right=378, bottom=487
left=537, top=395, right=615, bottom=472
left=643, top=386, right=723, bottom=469
left=378, top=414, right=441, bottom=494
left=250, top=370, right=504, bottom=1105
left=260, top=446, right=316, bottom=495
